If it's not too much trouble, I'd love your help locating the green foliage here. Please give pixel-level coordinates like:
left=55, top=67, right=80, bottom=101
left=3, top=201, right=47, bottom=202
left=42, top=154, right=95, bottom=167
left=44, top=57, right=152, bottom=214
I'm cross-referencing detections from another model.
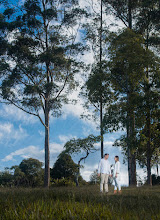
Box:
left=152, top=174, right=160, bottom=185
left=105, top=0, right=139, bottom=27
left=18, top=158, right=44, bottom=187
left=0, top=169, right=13, bottom=187
left=84, top=62, right=114, bottom=112
left=104, top=28, right=150, bottom=133
left=50, top=153, right=79, bottom=181
left=63, top=135, right=100, bottom=156
left=137, top=122, right=160, bottom=168
left=104, top=28, right=160, bottom=172
left=62, top=135, right=100, bottom=186
left=136, top=0, right=160, bottom=42
left=0, top=158, right=44, bottom=187
left=51, top=177, right=76, bottom=187
left=108, top=28, right=147, bottom=92
left=19, top=158, right=43, bottom=176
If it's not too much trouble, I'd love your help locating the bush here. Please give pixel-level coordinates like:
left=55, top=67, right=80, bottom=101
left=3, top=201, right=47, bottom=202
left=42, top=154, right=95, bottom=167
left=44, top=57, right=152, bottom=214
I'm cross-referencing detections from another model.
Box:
left=51, top=178, right=76, bottom=187
left=152, top=174, right=160, bottom=185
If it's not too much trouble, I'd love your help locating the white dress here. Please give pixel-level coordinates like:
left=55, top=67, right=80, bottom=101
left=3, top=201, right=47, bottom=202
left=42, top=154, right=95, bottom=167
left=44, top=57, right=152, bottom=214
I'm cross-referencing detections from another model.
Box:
left=113, top=161, right=121, bottom=191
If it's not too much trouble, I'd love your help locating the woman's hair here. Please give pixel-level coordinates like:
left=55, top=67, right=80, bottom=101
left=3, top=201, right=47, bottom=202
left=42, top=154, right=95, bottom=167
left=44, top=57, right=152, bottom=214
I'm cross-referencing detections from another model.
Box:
left=115, top=156, right=119, bottom=161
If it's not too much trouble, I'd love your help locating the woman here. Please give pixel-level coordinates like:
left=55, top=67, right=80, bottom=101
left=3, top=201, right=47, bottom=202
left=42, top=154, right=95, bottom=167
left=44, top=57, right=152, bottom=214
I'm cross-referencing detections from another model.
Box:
left=113, top=156, right=121, bottom=194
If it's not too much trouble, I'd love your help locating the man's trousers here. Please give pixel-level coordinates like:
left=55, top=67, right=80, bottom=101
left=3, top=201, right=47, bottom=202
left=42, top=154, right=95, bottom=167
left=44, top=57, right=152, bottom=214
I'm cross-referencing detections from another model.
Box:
left=100, top=173, right=109, bottom=192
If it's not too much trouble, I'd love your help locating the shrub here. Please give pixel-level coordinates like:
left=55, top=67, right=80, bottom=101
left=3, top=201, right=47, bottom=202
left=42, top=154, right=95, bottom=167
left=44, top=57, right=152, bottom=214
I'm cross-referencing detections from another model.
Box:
left=51, top=178, right=76, bottom=187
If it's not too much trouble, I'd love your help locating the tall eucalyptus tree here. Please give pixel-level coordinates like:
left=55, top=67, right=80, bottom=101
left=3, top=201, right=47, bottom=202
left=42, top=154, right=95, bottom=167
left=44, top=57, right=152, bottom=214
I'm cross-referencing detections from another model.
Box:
left=135, top=0, right=160, bottom=185
left=0, top=0, right=87, bottom=187
left=103, top=0, right=140, bottom=186
left=82, top=0, right=113, bottom=158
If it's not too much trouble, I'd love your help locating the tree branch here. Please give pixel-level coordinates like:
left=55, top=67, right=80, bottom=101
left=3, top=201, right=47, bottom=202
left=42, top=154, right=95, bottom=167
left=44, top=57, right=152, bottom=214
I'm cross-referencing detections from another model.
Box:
left=54, top=71, right=70, bottom=100
left=78, top=150, right=89, bottom=166
left=2, top=98, right=47, bottom=129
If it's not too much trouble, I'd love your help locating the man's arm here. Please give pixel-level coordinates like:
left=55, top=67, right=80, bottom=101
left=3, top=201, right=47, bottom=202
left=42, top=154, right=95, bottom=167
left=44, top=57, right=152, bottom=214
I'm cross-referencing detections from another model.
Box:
left=108, top=161, right=111, bottom=176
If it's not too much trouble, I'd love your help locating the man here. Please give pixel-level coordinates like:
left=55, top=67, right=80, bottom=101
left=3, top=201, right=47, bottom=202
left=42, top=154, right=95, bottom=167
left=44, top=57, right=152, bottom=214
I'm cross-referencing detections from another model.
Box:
left=98, top=153, right=111, bottom=193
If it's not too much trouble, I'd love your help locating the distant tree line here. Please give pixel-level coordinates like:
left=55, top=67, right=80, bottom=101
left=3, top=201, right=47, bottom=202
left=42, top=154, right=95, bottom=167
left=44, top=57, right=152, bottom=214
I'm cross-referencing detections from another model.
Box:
left=0, top=155, right=86, bottom=187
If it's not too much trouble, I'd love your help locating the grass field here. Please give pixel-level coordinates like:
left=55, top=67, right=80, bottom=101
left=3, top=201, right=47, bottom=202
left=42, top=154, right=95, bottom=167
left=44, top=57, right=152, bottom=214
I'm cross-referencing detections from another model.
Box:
left=0, top=185, right=160, bottom=220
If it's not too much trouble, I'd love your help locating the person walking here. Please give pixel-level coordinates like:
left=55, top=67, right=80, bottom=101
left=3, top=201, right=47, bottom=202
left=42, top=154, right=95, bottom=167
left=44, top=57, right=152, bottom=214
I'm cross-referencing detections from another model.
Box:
left=113, top=156, right=121, bottom=194
left=98, top=153, right=111, bottom=193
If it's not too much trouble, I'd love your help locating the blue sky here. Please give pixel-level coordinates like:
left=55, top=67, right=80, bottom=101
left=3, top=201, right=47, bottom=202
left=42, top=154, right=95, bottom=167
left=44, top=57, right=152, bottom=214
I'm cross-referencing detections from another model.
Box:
left=0, top=99, right=129, bottom=184
left=1, top=97, right=153, bottom=185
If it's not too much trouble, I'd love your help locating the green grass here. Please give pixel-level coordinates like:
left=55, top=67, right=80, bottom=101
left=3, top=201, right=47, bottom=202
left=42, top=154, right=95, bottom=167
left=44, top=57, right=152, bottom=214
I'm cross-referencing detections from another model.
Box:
left=0, top=185, right=160, bottom=219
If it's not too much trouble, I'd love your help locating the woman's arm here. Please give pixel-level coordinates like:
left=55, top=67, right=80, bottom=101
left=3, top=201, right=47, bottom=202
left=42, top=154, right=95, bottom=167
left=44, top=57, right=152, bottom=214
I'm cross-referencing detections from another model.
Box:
left=115, top=162, right=120, bottom=177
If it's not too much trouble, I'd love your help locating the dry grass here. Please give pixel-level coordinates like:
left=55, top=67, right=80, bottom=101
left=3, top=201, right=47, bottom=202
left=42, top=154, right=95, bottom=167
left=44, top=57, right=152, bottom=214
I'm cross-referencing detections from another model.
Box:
left=0, top=185, right=160, bottom=219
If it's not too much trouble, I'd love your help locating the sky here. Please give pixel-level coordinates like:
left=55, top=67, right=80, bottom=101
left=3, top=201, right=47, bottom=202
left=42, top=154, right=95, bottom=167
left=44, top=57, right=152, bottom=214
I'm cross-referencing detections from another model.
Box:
left=0, top=0, right=158, bottom=186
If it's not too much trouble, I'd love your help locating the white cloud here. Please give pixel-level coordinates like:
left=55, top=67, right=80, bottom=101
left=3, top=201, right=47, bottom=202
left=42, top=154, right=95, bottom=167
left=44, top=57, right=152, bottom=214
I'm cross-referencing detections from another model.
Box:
left=120, top=169, right=129, bottom=186
left=0, top=105, right=38, bottom=124
left=50, top=142, right=64, bottom=154
left=2, top=145, right=43, bottom=162
left=38, top=130, right=45, bottom=137
left=81, top=163, right=98, bottom=181
left=58, top=134, right=77, bottom=144
left=0, top=122, right=28, bottom=144
left=62, top=87, right=98, bottom=131
left=95, top=141, right=114, bottom=149
left=2, top=141, right=65, bottom=167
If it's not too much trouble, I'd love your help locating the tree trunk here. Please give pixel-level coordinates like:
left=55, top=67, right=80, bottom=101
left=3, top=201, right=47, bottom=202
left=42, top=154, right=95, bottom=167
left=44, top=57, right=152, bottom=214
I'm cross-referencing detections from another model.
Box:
left=131, top=153, right=137, bottom=185
left=127, top=89, right=137, bottom=186
left=75, top=167, right=80, bottom=187
left=127, top=91, right=132, bottom=185
left=128, top=0, right=132, bottom=29
left=146, top=20, right=152, bottom=186
left=128, top=129, right=137, bottom=186
left=44, top=100, right=50, bottom=188
left=127, top=0, right=137, bottom=186
left=100, top=101, right=104, bottom=158
left=76, top=151, right=89, bottom=186
left=100, top=0, right=104, bottom=158
left=146, top=110, right=152, bottom=185
left=127, top=0, right=132, bottom=186
left=130, top=109, right=137, bottom=186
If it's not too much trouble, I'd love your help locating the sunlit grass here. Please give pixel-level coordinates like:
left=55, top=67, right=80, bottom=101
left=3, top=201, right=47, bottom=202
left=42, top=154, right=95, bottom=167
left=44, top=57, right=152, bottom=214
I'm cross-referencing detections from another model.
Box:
left=0, top=185, right=160, bottom=219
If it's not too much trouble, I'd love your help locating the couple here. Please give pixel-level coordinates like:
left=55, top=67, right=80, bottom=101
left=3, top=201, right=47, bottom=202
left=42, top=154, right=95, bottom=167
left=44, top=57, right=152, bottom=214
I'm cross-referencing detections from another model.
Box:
left=98, top=153, right=121, bottom=194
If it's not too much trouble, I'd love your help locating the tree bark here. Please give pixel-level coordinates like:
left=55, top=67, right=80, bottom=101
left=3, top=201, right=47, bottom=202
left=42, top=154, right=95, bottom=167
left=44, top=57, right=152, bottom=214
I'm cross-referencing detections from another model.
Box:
left=146, top=21, right=152, bottom=186
left=100, top=101, right=104, bottom=158
left=146, top=102, right=152, bottom=185
left=44, top=100, right=50, bottom=188
left=76, top=151, right=89, bottom=186
left=100, top=0, right=104, bottom=158
left=44, top=1, right=50, bottom=187
left=127, top=93, right=131, bottom=185
left=130, top=107, right=137, bottom=186
left=128, top=0, right=132, bottom=29
left=131, top=153, right=137, bottom=185
left=127, top=0, right=137, bottom=186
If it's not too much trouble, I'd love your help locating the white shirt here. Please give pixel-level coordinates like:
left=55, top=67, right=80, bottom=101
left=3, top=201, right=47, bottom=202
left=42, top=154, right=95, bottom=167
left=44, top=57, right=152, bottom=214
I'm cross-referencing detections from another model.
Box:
left=98, top=158, right=111, bottom=174
left=113, top=161, right=120, bottom=177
